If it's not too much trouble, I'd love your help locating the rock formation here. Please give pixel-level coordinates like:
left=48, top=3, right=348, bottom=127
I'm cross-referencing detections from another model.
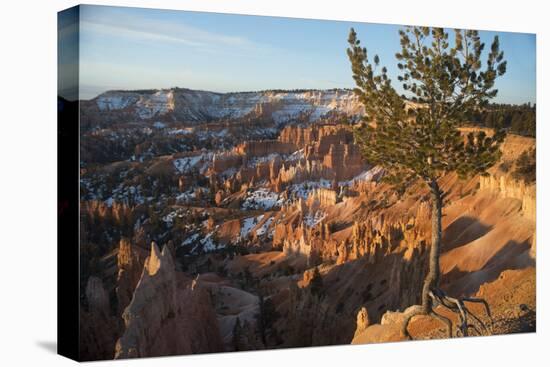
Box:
left=235, top=140, right=296, bottom=156
left=115, top=238, right=147, bottom=315
left=353, top=307, right=370, bottom=340
left=81, top=88, right=364, bottom=126
left=206, top=124, right=369, bottom=197
left=115, top=242, right=223, bottom=359
left=479, top=173, right=535, bottom=221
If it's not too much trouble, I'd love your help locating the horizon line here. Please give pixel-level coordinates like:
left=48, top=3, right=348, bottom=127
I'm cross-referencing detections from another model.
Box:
left=72, top=86, right=536, bottom=105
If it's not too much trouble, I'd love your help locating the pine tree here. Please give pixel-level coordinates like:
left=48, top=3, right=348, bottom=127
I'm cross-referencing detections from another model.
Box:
left=347, top=26, right=507, bottom=338
left=513, top=148, right=536, bottom=183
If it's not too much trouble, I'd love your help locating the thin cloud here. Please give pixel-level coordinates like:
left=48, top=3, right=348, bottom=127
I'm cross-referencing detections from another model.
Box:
left=80, top=10, right=264, bottom=53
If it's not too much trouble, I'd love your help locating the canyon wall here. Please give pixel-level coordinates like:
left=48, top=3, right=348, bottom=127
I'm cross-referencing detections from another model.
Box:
left=479, top=174, right=535, bottom=221
left=82, top=88, right=364, bottom=125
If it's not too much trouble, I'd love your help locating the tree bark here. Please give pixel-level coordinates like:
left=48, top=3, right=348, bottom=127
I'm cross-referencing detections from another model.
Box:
left=401, top=179, right=491, bottom=338
left=421, top=179, right=442, bottom=314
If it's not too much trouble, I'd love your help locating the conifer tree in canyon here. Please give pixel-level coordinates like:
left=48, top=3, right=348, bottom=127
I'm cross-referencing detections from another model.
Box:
left=347, top=26, right=507, bottom=337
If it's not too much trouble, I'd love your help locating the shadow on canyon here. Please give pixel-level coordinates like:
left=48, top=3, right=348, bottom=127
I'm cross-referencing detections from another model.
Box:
left=442, top=215, right=493, bottom=252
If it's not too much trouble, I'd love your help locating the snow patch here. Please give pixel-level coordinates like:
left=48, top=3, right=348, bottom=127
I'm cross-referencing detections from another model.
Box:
left=173, top=153, right=212, bottom=174
left=256, top=217, right=274, bottom=236
left=288, top=179, right=332, bottom=200
left=242, top=189, right=283, bottom=210
left=343, top=166, right=384, bottom=185
left=304, top=211, right=326, bottom=227
left=240, top=215, right=263, bottom=239
left=96, top=93, right=138, bottom=111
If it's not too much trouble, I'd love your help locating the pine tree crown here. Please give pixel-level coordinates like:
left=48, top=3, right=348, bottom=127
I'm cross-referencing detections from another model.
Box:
left=347, top=26, right=507, bottom=188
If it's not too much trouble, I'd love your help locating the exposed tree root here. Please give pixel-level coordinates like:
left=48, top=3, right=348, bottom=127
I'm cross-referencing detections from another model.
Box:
left=401, top=288, right=492, bottom=339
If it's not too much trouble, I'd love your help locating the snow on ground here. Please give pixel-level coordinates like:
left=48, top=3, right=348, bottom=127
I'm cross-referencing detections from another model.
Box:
left=286, top=149, right=305, bottom=162
left=205, top=104, right=254, bottom=119
left=309, top=106, right=331, bottom=121
left=183, top=231, right=224, bottom=253
left=94, top=89, right=360, bottom=122
left=304, top=210, right=326, bottom=227
left=162, top=209, right=186, bottom=226
left=104, top=184, right=145, bottom=207
left=246, top=153, right=281, bottom=167
left=256, top=217, right=274, bottom=237
left=241, top=188, right=284, bottom=210
left=271, top=104, right=312, bottom=124
left=153, top=121, right=166, bottom=129
left=167, top=127, right=194, bottom=135
left=342, top=166, right=384, bottom=185
left=288, top=179, right=332, bottom=200
left=176, top=190, right=196, bottom=203
left=174, top=156, right=202, bottom=173
left=136, top=90, right=174, bottom=119
left=239, top=214, right=274, bottom=239
left=198, top=232, right=218, bottom=252
left=181, top=233, right=200, bottom=247
left=173, top=152, right=212, bottom=174
left=96, top=93, right=138, bottom=111
left=240, top=215, right=263, bottom=239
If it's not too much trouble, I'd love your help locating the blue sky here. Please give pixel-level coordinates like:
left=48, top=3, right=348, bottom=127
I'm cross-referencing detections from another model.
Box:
left=73, top=5, right=536, bottom=103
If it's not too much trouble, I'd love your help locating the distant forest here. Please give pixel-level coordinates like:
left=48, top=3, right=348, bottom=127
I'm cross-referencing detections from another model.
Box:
left=468, top=103, right=536, bottom=137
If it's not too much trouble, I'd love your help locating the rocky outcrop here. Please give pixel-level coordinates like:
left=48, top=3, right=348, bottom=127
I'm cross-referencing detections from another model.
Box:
left=353, top=307, right=370, bottom=340
left=323, top=143, right=364, bottom=181
left=115, top=242, right=223, bottom=359
left=336, top=204, right=429, bottom=265
left=276, top=199, right=430, bottom=266
left=235, top=140, right=296, bottom=156
left=212, top=152, right=243, bottom=174
left=116, top=238, right=147, bottom=315
left=352, top=266, right=537, bottom=345
left=479, top=174, right=535, bottom=221
left=306, top=188, right=339, bottom=208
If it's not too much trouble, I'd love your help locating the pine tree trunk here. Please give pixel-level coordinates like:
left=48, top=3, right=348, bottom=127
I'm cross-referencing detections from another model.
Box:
left=421, top=179, right=442, bottom=313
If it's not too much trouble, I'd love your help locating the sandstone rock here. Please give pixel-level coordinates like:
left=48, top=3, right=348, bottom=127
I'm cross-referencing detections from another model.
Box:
left=352, top=306, right=422, bottom=345
left=353, top=307, right=370, bottom=338
left=479, top=173, right=535, bottom=221
left=115, top=242, right=223, bottom=359
left=116, top=238, right=147, bottom=316
left=306, top=188, right=338, bottom=208
left=235, top=140, right=296, bottom=156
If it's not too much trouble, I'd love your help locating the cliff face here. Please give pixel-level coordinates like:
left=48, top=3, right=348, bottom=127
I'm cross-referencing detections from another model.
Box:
left=81, top=88, right=363, bottom=125
left=479, top=174, right=535, bottom=221
left=115, top=242, right=223, bottom=359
